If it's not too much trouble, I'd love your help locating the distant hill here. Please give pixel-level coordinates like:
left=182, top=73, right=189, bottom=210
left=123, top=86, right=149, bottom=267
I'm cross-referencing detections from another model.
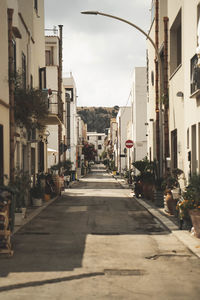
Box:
left=77, top=106, right=119, bottom=133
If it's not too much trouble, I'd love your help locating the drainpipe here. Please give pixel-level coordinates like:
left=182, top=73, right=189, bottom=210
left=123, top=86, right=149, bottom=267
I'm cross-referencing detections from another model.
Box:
left=163, top=17, right=169, bottom=172
left=155, top=0, right=160, bottom=176
left=58, top=25, right=63, bottom=173
left=8, top=9, right=15, bottom=183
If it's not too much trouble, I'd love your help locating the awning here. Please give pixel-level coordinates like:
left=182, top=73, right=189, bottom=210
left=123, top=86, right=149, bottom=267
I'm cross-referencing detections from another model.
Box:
left=47, top=148, right=58, bottom=153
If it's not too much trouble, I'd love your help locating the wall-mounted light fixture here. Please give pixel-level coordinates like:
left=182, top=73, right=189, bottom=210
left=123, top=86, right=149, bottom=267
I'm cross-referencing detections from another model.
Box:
left=176, top=91, right=184, bottom=98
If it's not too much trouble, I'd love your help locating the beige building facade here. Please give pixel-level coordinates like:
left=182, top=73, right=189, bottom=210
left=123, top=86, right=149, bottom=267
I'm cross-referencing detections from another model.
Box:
left=0, top=0, right=10, bottom=184
left=0, top=0, right=48, bottom=188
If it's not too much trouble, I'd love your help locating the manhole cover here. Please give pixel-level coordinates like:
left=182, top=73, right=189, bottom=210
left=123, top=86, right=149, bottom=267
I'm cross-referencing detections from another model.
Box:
left=65, top=206, right=87, bottom=212
left=104, top=269, right=145, bottom=276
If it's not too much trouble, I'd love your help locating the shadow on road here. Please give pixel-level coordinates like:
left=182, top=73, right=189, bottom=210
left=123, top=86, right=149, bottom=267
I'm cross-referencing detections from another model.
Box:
left=0, top=272, right=105, bottom=292
left=0, top=167, right=169, bottom=278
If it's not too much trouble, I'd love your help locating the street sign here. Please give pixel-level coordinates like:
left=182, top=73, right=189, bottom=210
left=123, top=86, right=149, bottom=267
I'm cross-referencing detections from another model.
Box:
left=125, top=139, right=134, bottom=148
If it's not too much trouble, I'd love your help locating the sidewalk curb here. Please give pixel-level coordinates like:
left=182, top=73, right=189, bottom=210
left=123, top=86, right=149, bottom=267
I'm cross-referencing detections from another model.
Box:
left=115, top=176, right=200, bottom=258
left=135, top=197, right=200, bottom=258
left=13, top=196, right=59, bottom=235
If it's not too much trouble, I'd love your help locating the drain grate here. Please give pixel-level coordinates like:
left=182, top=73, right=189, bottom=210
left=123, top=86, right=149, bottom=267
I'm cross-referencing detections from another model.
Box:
left=104, top=269, right=145, bottom=276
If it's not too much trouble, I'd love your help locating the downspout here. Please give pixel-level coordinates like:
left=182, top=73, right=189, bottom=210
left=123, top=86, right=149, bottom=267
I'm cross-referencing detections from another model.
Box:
left=155, top=0, right=160, bottom=175
left=163, top=17, right=169, bottom=172
left=58, top=25, right=63, bottom=174
left=8, top=9, right=15, bottom=183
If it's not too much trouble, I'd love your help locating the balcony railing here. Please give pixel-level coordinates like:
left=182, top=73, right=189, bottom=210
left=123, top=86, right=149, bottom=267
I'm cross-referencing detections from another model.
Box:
left=48, top=91, right=58, bottom=114
left=191, top=54, right=200, bottom=97
left=42, top=90, right=63, bottom=125
left=45, top=28, right=58, bottom=37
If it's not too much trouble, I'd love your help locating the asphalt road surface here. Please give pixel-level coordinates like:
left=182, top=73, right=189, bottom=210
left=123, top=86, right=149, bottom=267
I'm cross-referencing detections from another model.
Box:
left=1, top=165, right=200, bottom=299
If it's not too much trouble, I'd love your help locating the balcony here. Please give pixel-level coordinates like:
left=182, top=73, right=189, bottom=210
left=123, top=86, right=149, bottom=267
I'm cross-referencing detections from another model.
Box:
left=43, top=90, right=63, bottom=125
left=190, top=54, right=200, bottom=98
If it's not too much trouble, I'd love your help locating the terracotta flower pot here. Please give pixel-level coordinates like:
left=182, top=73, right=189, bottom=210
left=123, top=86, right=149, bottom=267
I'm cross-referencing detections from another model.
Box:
left=165, top=190, right=175, bottom=215
left=189, top=209, right=200, bottom=238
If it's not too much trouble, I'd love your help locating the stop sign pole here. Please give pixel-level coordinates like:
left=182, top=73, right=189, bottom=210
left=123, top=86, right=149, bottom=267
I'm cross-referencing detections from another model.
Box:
left=125, top=140, right=134, bottom=184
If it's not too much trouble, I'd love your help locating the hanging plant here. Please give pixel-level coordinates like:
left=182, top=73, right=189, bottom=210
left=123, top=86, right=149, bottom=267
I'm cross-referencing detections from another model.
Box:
left=14, top=88, right=48, bottom=131
left=12, top=71, right=49, bottom=131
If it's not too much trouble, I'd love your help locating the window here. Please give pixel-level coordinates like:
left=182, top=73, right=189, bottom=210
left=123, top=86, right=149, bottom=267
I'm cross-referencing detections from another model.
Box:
left=34, top=0, right=38, bottom=12
left=65, top=88, right=73, bottom=102
left=191, top=124, right=197, bottom=174
left=30, top=74, right=33, bottom=89
left=16, top=141, right=20, bottom=169
left=0, top=125, right=3, bottom=184
left=22, top=52, right=26, bottom=89
left=38, top=141, right=44, bottom=172
left=87, top=136, right=89, bottom=140
left=187, top=128, right=189, bottom=149
left=98, top=145, right=102, bottom=150
left=39, top=67, right=46, bottom=89
left=191, top=54, right=200, bottom=94
left=171, top=129, right=177, bottom=169
left=45, top=50, right=53, bottom=66
left=12, top=39, right=16, bottom=75
left=98, top=136, right=102, bottom=140
left=170, top=9, right=182, bottom=75
left=31, top=148, right=35, bottom=175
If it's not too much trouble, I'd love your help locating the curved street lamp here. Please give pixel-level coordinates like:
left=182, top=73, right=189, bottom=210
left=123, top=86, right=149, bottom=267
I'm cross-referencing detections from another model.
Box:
left=81, top=11, right=160, bottom=63
left=81, top=10, right=162, bottom=175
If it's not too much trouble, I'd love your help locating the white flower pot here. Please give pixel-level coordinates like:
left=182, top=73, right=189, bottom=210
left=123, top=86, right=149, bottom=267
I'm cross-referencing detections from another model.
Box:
left=15, top=212, right=23, bottom=226
left=21, top=207, right=26, bottom=218
left=32, top=198, right=43, bottom=207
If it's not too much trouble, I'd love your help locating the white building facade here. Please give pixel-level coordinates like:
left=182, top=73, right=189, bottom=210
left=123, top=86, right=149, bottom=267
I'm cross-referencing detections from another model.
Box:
left=115, top=107, right=132, bottom=173
left=147, top=0, right=200, bottom=184
left=45, top=30, right=66, bottom=170
left=131, top=67, right=147, bottom=165
left=63, top=74, right=78, bottom=171
left=87, top=132, right=106, bottom=161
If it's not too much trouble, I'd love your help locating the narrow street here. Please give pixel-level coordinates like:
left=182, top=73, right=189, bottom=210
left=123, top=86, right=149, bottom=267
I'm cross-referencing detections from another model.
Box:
left=1, top=165, right=200, bottom=299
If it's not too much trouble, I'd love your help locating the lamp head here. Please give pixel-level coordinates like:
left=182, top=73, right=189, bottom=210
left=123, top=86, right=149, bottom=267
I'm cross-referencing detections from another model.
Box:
left=81, top=11, right=99, bottom=15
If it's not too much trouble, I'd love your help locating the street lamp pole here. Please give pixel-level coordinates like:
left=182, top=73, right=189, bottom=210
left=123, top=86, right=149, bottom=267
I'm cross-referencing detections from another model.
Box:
left=81, top=11, right=162, bottom=175
left=81, top=11, right=160, bottom=63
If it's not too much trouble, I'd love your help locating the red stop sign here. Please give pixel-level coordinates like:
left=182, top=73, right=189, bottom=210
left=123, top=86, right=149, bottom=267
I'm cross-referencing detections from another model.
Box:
left=125, top=140, right=134, bottom=148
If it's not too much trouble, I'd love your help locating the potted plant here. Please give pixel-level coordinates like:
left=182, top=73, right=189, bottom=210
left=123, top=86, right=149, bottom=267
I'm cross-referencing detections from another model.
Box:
left=132, top=158, right=155, bottom=200
left=6, top=170, right=31, bottom=225
left=30, top=184, right=43, bottom=207
left=162, top=168, right=183, bottom=214
left=177, top=174, right=200, bottom=236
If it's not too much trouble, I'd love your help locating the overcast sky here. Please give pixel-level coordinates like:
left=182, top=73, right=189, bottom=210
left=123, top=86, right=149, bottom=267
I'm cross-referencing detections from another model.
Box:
left=44, top=0, right=152, bottom=107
